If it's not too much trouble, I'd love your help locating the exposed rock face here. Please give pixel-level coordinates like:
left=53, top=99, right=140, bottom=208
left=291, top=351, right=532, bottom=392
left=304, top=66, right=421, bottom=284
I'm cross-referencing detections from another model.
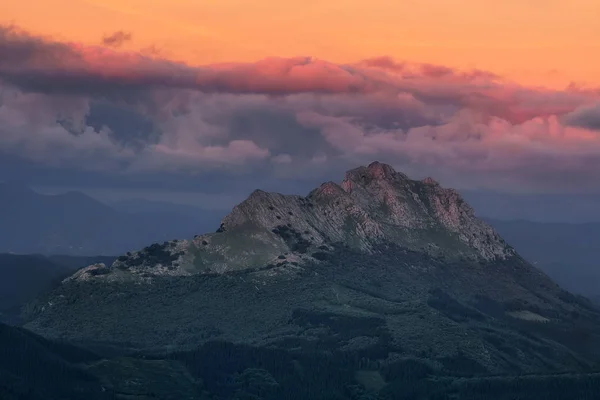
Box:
left=71, top=161, right=514, bottom=282
left=63, top=263, right=109, bottom=282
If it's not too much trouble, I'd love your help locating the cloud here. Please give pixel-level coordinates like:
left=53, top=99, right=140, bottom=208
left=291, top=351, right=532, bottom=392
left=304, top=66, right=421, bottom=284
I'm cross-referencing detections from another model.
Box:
left=562, top=103, right=600, bottom=131
left=1, top=24, right=600, bottom=194
left=0, top=87, right=132, bottom=170
left=1, top=24, right=595, bottom=123
left=0, top=26, right=370, bottom=96
left=360, top=56, right=499, bottom=80
left=0, top=87, right=269, bottom=173
left=272, top=154, right=293, bottom=164
left=102, top=31, right=132, bottom=47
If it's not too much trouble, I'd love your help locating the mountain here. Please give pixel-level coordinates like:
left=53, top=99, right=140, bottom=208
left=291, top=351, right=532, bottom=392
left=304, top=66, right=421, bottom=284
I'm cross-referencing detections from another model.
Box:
left=484, top=219, right=600, bottom=298
left=0, top=183, right=219, bottom=255
left=24, top=162, right=600, bottom=380
left=0, top=254, right=116, bottom=325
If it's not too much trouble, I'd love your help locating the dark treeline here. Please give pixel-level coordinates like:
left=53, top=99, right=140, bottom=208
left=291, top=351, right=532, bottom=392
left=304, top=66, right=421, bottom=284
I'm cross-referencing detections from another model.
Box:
left=3, top=320, right=600, bottom=399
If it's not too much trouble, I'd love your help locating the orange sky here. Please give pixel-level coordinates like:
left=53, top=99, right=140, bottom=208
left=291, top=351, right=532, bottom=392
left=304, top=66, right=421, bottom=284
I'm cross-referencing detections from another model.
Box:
left=3, top=0, right=599, bottom=89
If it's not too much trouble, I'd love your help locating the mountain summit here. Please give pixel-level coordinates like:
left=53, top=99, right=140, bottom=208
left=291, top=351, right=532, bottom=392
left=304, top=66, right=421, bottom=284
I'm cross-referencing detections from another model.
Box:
left=25, top=162, right=600, bottom=375
left=69, top=162, right=513, bottom=281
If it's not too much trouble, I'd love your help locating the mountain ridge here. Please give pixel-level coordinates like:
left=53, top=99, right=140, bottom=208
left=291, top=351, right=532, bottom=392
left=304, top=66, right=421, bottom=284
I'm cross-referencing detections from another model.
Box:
left=70, top=161, right=515, bottom=282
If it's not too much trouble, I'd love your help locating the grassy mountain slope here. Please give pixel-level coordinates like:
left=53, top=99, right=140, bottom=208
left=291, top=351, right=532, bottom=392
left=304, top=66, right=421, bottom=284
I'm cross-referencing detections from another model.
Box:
left=24, top=245, right=600, bottom=372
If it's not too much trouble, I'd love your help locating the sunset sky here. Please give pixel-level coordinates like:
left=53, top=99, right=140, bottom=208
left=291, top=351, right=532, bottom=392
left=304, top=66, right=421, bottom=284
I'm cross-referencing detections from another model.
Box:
left=1, top=0, right=600, bottom=220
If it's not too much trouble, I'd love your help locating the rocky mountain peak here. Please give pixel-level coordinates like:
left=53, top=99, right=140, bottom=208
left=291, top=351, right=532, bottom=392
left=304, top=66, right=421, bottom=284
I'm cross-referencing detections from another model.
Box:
left=71, top=162, right=515, bottom=282
left=309, top=181, right=346, bottom=200
left=422, top=176, right=440, bottom=186
left=341, top=161, right=408, bottom=194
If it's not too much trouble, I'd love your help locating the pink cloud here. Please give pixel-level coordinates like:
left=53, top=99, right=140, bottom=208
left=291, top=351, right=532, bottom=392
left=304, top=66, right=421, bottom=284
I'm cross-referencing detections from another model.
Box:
left=1, top=24, right=597, bottom=125
left=294, top=106, right=600, bottom=191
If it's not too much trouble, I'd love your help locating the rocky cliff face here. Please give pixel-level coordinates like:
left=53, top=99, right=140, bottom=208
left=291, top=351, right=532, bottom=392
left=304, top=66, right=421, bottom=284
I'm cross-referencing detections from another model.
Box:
left=72, top=161, right=514, bottom=282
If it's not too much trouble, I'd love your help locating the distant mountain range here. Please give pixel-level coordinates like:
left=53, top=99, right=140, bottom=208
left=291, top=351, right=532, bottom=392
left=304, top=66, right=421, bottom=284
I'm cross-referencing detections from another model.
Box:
left=0, top=183, right=223, bottom=256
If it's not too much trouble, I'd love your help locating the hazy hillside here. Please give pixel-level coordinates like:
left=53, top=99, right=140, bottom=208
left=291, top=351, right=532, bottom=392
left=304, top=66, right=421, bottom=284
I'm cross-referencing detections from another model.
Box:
left=0, top=254, right=116, bottom=324
left=0, top=183, right=220, bottom=255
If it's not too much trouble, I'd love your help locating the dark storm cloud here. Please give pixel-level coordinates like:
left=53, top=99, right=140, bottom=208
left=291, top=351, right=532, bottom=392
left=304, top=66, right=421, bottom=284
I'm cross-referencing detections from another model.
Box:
left=225, top=109, right=337, bottom=158
left=563, top=103, right=600, bottom=131
left=85, top=101, right=161, bottom=148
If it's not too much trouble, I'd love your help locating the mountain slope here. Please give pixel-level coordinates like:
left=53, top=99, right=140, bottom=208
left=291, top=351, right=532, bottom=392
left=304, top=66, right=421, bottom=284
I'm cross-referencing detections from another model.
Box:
left=0, top=254, right=116, bottom=324
left=24, top=162, right=600, bottom=376
left=0, top=184, right=219, bottom=255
